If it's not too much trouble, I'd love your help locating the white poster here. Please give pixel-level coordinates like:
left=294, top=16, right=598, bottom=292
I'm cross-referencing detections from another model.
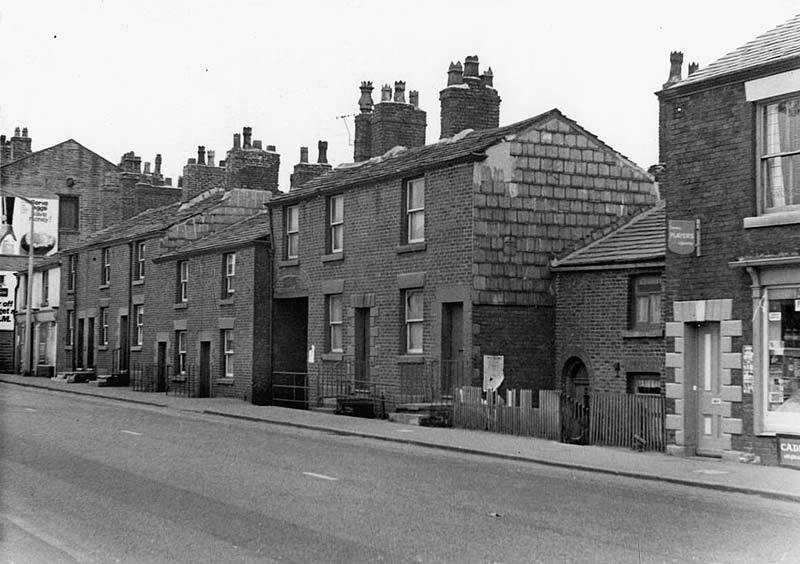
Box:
left=483, top=355, right=504, bottom=392
left=0, top=272, right=18, bottom=331
left=0, top=196, right=59, bottom=256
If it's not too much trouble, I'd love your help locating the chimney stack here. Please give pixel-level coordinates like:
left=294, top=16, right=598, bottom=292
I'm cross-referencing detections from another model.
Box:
left=318, top=140, right=328, bottom=164
left=381, top=84, right=392, bottom=102
left=21, top=127, right=28, bottom=138
left=242, top=127, right=252, bottom=148
left=144, top=162, right=151, bottom=174
left=688, top=62, right=699, bottom=76
left=233, top=133, right=241, bottom=150
left=197, top=146, right=206, bottom=165
left=393, top=81, right=406, bottom=103
left=253, top=140, right=263, bottom=150
left=290, top=139, right=333, bottom=190
left=155, top=154, right=162, bottom=175
left=300, top=146, right=309, bottom=163
left=224, top=126, right=281, bottom=193
left=665, top=51, right=684, bottom=86
left=207, top=150, right=215, bottom=167
left=409, top=90, right=419, bottom=108
left=439, top=55, right=501, bottom=138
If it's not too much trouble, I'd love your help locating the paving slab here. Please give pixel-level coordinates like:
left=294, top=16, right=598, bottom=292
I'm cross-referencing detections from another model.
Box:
left=2, top=374, right=799, bottom=503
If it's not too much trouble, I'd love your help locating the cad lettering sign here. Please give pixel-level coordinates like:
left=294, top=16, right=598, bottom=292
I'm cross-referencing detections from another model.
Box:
left=667, top=219, right=696, bottom=255
left=777, top=435, right=800, bottom=469
left=0, top=272, right=17, bottom=331
left=0, top=197, right=59, bottom=256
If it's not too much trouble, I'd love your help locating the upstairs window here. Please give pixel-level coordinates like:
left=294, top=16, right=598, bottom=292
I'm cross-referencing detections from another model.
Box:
left=761, top=94, right=800, bottom=213
left=67, top=255, right=77, bottom=292
left=177, top=260, right=189, bottom=303
left=66, top=310, right=75, bottom=347
left=630, top=275, right=662, bottom=330
left=59, top=195, right=79, bottom=231
left=223, top=253, right=235, bottom=297
left=100, top=248, right=111, bottom=286
left=404, top=178, right=425, bottom=244
left=40, top=269, right=49, bottom=307
left=285, top=205, right=299, bottom=259
left=328, top=195, right=343, bottom=253
left=134, top=241, right=146, bottom=281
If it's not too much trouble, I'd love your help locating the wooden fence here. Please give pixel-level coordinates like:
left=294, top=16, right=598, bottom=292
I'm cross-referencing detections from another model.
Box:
left=452, top=387, right=665, bottom=451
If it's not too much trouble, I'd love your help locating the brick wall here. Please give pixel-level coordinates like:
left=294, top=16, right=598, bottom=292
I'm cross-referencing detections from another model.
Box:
left=370, top=102, right=426, bottom=157
left=440, top=83, right=500, bottom=138
left=555, top=269, right=666, bottom=393
left=182, top=162, right=226, bottom=201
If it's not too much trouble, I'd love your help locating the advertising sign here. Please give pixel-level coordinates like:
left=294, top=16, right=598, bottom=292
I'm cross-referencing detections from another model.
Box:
left=0, top=272, right=18, bottom=331
left=0, top=196, right=59, bottom=256
left=777, top=435, right=800, bottom=469
left=667, top=219, right=696, bottom=255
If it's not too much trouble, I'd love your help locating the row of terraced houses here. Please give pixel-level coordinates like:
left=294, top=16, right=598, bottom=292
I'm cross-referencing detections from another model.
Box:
left=1, top=14, right=799, bottom=468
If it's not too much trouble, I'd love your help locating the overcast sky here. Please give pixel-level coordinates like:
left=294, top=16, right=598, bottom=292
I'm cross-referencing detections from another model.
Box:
left=1, top=1, right=798, bottom=192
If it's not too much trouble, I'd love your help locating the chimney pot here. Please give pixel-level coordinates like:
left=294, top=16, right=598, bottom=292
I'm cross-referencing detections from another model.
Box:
left=393, top=81, right=406, bottom=103
left=233, top=133, right=241, bottom=149
left=447, top=61, right=464, bottom=86
left=358, top=81, right=374, bottom=113
left=14, top=127, right=20, bottom=137
left=144, top=162, right=151, bottom=174
left=688, top=62, right=699, bottom=75
left=155, top=154, right=162, bottom=175
left=409, top=90, right=419, bottom=108
left=242, top=126, right=252, bottom=148
left=188, top=158, right=196, bottom=165
left=666, top=51, right=684, bottom=86
left=253, top=140, right=262, bottom=149
left=266, top=144, right=276, bottom=152
left=21, top=127, right=28, bottom=137
left=481, top=67, right=494, bottom=87
left=207, top=150, right=215, bottom=167
left=381, top=84, right=392, bottom=102
left=197, top=145, right=206, bottom=165
left=463, top=55, right=480, bottom=78
left=318, top=140, right=328, bottom=164
left=300, top=146, right=309, bottom=163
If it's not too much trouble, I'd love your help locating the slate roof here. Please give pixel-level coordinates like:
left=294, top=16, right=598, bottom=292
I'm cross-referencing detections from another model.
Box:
left=551, top=201, right=665, bottom=270
left=665, top=13, right=800, bottom=91
left=0, top=138, right=119, bottom=172
left=155, top=211, right=271, bottom=262
left=63, top=190, right=228, bottom=252
left=275, top=108, right=649, bottom=203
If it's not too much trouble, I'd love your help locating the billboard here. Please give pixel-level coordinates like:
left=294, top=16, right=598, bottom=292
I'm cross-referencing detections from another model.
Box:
left=0, top=196, right=59, bottom=256
left=0, top=272, right=18, bottom=331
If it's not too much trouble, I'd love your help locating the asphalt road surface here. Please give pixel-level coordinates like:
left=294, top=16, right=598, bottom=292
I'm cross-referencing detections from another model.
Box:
left=2, top=385, right=799, bottom=564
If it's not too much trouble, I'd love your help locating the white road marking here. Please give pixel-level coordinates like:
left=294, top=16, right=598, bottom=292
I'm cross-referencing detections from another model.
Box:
left=303, top=472, right=338, bottom=481
left=121, top=430, right=142, bottom=436
left=395, top=429, right=414, bottom=433
left=24, top=407, right=36, bottom=412
left=691, top=469, right=729, bottom=475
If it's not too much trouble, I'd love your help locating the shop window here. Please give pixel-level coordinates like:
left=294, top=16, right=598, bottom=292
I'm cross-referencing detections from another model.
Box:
left=760, top=94, right=800, bottom=213
left=766, top=294, right=800, bottom=415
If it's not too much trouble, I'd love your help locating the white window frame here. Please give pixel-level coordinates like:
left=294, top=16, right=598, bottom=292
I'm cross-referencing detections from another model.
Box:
left=405, top=289, right=424, bottom=354
left=328, top=294, right=343, bottom=353
left=329, top=195, right=344, bottom=253
left=224, top=253, right=236, bottom=296
left=100, top=307, right=109, bottom=346
left=179, top=260, right=189, bottom=303
left=223, top=329, right=234, bottom=378
left=101, top=248, right=110, bottom=286
left=406, top=178, right=425, bottom=244
left=286, top=205, right=299, bottom=259
left=40, top=269, right=49, bottom=307
left=177, top=330, right=187, bottom=376
left=758, top=93, right=800, bottom=215
left=67, top=255, right=76, bottom=292
left=134, top=304, right=144, bottom=346
left=632, top=275, right=662, bottom=330
left=135, top=241, right=146, bottom=280
left=66, top=311, right=75, bottom=347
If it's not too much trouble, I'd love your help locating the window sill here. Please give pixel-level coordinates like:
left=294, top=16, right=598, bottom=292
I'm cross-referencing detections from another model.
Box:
left=132, top=279, right=145, bottom=286
left=172, top=376, right=187, bottom=383
left=279, top=258, right=300, bottom=267
left=322, top=352, right=344, bottom=362
left=397, top=354, right=424, bottom=364
left=396, top=242, right=426, bottom=254
left=744, top=210, right=800, bottom=229
left=622, top=329, right=664, bottom=339
left=322, top=252, right=344, bottom=263
left=130, top=345, right=143, bottom=352
left=216, top=377, right=235, bottom=386
left=219, top=297, right=235, bottom=306
left=67, top=289, right=74, bottom=296
left=99, top=284, right=109, bottom=291
left=98, top=345, right=108, bottom=351
left=65, top=346, right=73, bottom=351
left=174, top=302, right=188, bottom=310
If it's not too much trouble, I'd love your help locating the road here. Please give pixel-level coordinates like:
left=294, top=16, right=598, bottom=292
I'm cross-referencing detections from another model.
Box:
left=1, top=386, right=798, bottom=564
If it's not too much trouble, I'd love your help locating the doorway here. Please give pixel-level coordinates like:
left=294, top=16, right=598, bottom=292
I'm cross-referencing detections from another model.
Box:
left=76, top=318, right=85, bottom=369
left=157, top=341, right=167, bottom=392
left=354, top=307, right=370, bottom=391
left=87, top=317, right=95, bottom=369
left=441, top=302, right=464, bottom=392
left=119, top=315, right=129, bottom=373
left=688, top=323, right=724, bottom=457
left=198, top=341, right=211, bottom=398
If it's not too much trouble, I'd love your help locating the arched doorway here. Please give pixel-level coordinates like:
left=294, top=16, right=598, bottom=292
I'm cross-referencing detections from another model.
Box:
left=562, top=356, right=590, bottom=400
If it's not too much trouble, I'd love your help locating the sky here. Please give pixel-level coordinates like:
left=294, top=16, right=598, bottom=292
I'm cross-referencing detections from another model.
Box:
left=1, top=1, right=798, bottom=192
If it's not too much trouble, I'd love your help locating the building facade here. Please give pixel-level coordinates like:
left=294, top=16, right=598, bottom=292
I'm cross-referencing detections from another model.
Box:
left=658, top=14, right=800, bottom=464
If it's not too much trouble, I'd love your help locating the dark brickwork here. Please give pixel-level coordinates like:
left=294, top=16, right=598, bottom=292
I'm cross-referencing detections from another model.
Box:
left=370, top=101, right=426, bottom=157
left=555, top=269, right=665, bottom=393
left=224, top=129, right=280, bottom=194
left=182, top=162, right=227, bottom=201
left=0, top=127, right=33, bottom=162
left=439, top=56, right=501, bottom=138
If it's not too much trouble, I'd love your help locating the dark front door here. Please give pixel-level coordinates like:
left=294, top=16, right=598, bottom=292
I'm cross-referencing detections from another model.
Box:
left=441, top=302, right=464, bottom=392
left=198, top=341, right=211, bottom=398
left=157, top=341, right=167, bottom=392
left=76, top=318, right=85, bottom=369
left=119, top=315, right=129, bottom=373
left=354, top=308, right=370, bottom=391
left=86, top=317, right=95, bottom=369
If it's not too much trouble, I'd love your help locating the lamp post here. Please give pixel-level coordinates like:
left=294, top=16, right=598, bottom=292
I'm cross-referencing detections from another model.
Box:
left=0, top=188, right=36, bottom=375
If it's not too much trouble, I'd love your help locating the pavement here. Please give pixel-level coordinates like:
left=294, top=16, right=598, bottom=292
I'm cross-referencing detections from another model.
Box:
left=2, top=373, right=799, bottom=504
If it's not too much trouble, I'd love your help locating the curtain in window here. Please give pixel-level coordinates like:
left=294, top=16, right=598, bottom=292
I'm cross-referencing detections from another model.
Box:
left=765, top=99, right=800, bottom=209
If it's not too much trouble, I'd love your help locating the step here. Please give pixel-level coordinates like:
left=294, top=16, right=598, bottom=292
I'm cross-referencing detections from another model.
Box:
left=389, top=412, right=429, bottom=426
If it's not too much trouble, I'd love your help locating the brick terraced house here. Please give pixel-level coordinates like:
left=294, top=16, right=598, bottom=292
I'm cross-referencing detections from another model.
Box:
left=1, top=129, right=180, bottom=373
left=657, top=14, right=800, bottom=465
left=552, top=202, right=666, bottom=399
left=268, top=57, right=657, bottom=412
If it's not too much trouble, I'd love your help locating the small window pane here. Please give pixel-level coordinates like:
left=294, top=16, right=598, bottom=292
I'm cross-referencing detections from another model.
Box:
left=409, top=212, right=424, bottom=242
